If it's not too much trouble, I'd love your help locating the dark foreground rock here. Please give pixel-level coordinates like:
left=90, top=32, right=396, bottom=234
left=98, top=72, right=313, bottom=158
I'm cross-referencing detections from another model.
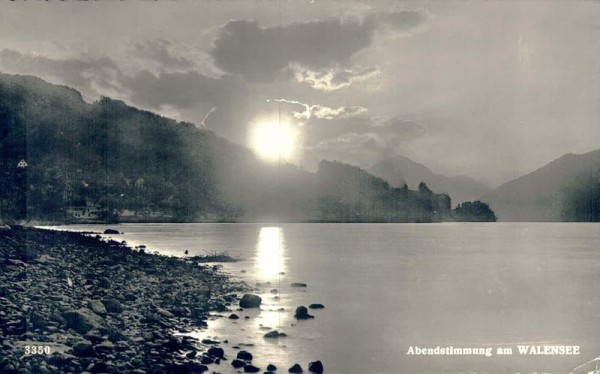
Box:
left=308, top=360, right=324, bottom=373
left=289, top=363, right=304, bottom=372
left=264, top=330, right=287, bottom=339
left=240, top=293, right=262, bottom=308
left=0, top=225, right=246, bottom=374
left=294, top=306, right=314, bottom=320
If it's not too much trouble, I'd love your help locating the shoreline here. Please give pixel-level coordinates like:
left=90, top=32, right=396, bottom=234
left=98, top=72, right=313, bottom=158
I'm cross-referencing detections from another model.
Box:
left=0, top=225, right=251, bottom=373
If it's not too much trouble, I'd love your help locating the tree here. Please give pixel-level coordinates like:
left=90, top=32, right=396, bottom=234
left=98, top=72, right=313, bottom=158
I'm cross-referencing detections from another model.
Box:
left=453, top=201, right=496, bottom=222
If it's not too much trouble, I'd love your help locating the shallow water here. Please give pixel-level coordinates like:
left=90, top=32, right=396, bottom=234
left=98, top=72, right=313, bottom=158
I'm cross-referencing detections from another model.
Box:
left=47, top=223, right=600, bottom=373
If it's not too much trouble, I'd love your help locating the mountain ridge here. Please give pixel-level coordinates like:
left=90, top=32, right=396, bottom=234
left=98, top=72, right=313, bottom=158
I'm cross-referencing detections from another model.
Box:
left=370, top=155, right=491, bottom=206
left=482, top=149, right=600, bottom=221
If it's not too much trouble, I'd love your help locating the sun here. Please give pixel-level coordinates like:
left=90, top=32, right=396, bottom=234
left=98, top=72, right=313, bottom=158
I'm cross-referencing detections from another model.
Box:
left=250, top=120, right=297, bottom=162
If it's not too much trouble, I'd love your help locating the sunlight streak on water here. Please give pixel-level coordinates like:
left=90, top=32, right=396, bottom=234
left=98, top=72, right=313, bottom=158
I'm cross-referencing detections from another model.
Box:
left=255, top=227, right=286, bottom=282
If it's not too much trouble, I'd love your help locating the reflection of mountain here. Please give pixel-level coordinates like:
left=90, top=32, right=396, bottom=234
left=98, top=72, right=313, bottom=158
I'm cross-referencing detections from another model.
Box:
left=370, top=156, right=491, bottom=205
left=482, top=149, right=600, bottom=221
left=0, top=73, right=495, bottom=223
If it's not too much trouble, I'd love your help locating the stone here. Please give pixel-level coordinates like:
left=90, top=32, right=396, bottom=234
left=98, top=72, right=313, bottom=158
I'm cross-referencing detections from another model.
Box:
left=94, top=341, right=115, bottom=355
left=90, top=362, right=109, bottom=373
left=263, top=330, right=286, bottom=339
left=237, top=350, right=253, bottom=361
left=288, top=363, right=303, bottom=373
left=308, top=360, right=324, bottom=373
left=267, top=364, right=277, bottom=371
left=87, top=300, right=107, bottom=316
left=101, top=298, right=124, bottom=314
left=244, top=364, right=260, bottom=372
left=207, top=346, right=225, bottom=359
left=156, top=308, right=175, bottom=318
left=291, top=283, right=307, bottom=288
left=185, top=362, right=208, bottom=373
left=62, top=309, right=104, bottom=334
left=47, top=353, right=66, bottom=367
left=239, top=294, right=262, bottom=308
left=3, top=317, right=27, bottom=335
left=186, top=350, right=198, bottom=359
left=231, top=359, right=246, bottom=368
left=84, top=330, right=104, bottom=344
left=200, top=355, right=214, bottom=364
left=294, top=306, right=314, bottom=320
left=30, top=311, right=48, bottom=329
left=72, top=341, right=94, bottom=357
left=308, top=304, right=325, bottom=309
left=228, top=313, right=240, bottom=320
left=103, top=229, right=120, bottom=234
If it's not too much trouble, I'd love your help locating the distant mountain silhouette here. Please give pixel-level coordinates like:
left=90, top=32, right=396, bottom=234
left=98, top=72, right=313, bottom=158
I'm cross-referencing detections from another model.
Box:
left=482, top=149, right=600, bottom=221
left=370, top=156, right=491, bottom=205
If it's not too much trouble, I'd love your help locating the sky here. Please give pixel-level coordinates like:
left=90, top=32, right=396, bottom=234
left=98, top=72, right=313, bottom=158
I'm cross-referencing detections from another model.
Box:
left=0, top=0, right=598, bottom=187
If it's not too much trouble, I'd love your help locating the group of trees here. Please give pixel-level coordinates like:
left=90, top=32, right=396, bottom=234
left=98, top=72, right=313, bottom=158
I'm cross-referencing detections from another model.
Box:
left=315, top=161, right=495, bottom=222
left=560, top=170, right=600, bottom=222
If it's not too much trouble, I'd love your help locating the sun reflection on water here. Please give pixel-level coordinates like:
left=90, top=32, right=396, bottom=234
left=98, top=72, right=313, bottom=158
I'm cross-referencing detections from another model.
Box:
left=255, top=226, right=287, bottom=282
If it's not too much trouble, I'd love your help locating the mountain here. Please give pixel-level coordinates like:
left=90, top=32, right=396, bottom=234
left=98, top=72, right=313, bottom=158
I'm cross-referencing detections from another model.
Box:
left=482, top=149, right=600, bottom=221
left=0, top=72, right=495, bottom=223
left=370, top=156, right=491, bottom=206
left=0, top=72, right=288, bottom=222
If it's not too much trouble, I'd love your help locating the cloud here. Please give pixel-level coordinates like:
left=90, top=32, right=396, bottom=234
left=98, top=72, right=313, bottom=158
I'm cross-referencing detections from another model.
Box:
left=124, top=70, right=234, bottom=110
left=0, top=49, right=124, bottom=98
left=293, top=66, right=380, bottom=91
left=131, top=39, right=194, bottom=70
left=302, top=116, right=428, bottom=168
left=210, top=10, right=428, bottom=82
left=269, top=98, right=367, bottom=121
left=374, top=9, right=431, bottom=33
left=199, top=106, right=217, bottom=128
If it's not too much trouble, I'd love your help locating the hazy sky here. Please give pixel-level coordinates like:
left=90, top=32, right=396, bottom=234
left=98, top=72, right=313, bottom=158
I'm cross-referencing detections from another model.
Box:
left=1, top=1, right=598, bottom=187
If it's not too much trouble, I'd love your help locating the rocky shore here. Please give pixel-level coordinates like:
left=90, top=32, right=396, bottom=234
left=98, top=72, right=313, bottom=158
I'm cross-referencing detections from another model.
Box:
left=0, top=225, right=250, bottom=373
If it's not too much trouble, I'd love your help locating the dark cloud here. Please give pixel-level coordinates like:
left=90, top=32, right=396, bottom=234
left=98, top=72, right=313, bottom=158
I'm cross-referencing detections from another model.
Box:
left=211, top=10, right=427, bottom=82
left=132, top=39, right=193, bottom=70
left=0, top=49, right=124, bottom=97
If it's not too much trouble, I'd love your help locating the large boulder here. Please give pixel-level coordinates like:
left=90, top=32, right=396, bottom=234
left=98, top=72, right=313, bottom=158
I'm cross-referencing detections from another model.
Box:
left=239, top=294, right=262, bottom=308
left=62, top=308, right=105, bottom=334
left=289, top=363, right=303, bottom=372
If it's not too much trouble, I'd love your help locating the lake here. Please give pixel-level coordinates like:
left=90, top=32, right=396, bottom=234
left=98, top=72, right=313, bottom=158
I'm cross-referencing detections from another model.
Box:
left=45, top=222, right=600, bottom=373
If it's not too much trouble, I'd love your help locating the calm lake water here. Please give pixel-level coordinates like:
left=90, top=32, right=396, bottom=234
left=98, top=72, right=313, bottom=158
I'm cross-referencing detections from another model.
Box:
left=46, top=223, right=600, bottom=373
